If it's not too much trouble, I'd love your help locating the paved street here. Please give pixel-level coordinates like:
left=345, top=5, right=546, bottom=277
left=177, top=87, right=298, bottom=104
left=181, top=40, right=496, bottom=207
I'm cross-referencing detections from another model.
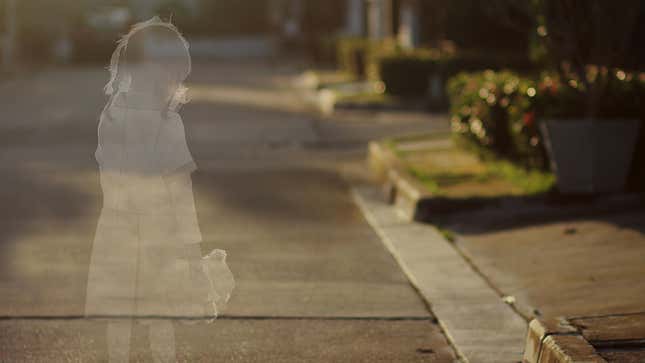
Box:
left=0, top=61, right=454, bottom=362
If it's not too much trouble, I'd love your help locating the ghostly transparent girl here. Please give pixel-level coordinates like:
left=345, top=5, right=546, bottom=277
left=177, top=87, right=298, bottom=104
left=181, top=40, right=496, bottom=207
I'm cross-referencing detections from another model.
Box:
left=85, top=17, right=234, bottom=362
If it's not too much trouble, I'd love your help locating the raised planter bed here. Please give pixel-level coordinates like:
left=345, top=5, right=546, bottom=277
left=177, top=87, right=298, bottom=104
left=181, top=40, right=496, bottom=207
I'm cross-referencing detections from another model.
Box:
left=368, top=134, right=643, bottom=224
left=367, top=136, right=551, bottom=221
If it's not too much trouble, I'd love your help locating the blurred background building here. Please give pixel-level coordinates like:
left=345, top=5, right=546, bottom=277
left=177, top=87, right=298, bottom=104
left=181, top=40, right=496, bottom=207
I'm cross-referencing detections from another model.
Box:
left=1, top=0, right=644, bottom=68
left=0, top=0, right=532, bottom=67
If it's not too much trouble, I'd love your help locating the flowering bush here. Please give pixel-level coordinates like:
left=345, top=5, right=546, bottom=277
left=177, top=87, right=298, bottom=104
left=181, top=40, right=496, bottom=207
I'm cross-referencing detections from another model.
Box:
left=447, top=70, right=547, bottom=169
left=529, top=68, right=644, bottom=120
left=447, top=69, right=645, bottom=171
left=530, top=69, right=645, bottom=190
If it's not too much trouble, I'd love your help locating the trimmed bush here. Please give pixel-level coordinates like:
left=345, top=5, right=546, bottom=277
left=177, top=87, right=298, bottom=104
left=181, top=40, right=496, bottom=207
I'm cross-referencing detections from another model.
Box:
left=378, top=49, right=442, bottom=97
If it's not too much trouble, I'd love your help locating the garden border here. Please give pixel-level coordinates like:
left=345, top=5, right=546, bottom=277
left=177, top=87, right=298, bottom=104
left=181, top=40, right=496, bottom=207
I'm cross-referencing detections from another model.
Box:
left=367, top=138, right=645, bottom=226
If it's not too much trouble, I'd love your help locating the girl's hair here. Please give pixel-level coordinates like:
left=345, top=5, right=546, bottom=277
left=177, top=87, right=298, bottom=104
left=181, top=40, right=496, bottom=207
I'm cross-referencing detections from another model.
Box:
left=104, top=16, right=191, bottom=111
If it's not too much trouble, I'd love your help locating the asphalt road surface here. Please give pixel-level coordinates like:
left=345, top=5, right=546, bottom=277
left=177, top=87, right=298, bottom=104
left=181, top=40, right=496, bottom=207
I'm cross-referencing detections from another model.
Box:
left=0, top=60, right=454, bottom=362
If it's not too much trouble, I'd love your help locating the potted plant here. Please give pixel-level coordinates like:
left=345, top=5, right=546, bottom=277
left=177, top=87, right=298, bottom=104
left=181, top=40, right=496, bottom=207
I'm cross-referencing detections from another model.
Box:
left=490, top=0, right=644, bottom=194
left=534, top=0, right=643, bottom=194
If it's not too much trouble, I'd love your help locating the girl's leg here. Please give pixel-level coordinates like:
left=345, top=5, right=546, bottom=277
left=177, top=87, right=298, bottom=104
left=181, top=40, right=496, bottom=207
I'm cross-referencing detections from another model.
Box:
left=148, top=320, right=177, bottom=363
left=107, top=319, right=132, bottom=363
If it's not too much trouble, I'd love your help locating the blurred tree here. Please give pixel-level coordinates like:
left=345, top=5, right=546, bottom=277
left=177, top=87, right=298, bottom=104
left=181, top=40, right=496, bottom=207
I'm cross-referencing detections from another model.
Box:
left=540, top=0, right=642, bottom=118
left=418, top=0, right=533, bottom=54
left=489, top=0, right=643, bottom=117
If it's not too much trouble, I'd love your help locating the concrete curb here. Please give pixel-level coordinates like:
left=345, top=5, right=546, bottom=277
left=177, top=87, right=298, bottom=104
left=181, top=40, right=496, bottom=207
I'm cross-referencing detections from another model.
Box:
left=352, top=186, right=527, bottom=363
left=523, top=318, right=607, bottom=363
left=367, top=140, right=434, bottom=221
left=367, top=139, right=645, bottom=227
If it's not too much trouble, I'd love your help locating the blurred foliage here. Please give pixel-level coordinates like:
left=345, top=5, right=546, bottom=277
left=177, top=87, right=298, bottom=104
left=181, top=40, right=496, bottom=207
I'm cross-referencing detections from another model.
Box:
left=529, top=70, right=644, bottom=120
left=378, top=47, right=535, bottom=101
left=447, top=69, right=645, bottom=180
left=418, top=0, right=534, bottom=55
left=538, top=0, right=643, bottom=119
left=378, top=49, right=442, bottom=97
left=527, top=69, right=645, bottom=191
left=487, top=0, right=644, bottom=118
left=448, top=71, right=548, bottom=170
left=536, top=0, right=643, bottom=70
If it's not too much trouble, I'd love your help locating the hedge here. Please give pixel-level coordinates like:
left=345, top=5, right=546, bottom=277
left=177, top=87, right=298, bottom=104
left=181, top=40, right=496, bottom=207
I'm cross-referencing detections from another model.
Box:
left=378, top=49, right=443, bottom=97
left=377, top=48, right=536, bottom=104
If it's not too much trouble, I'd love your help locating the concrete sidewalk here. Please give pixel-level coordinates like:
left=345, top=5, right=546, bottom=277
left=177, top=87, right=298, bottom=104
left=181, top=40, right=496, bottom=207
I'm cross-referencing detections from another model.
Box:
left=355, top=156, right=645, bottom=362
left=454, top=210, right=645, bottom=362
left=453, top=210, right=645, bottom=322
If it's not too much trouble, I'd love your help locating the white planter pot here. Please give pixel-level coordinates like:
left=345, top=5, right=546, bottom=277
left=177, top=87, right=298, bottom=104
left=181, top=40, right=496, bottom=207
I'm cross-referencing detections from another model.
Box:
left=540, top=119, right=641, bottom=194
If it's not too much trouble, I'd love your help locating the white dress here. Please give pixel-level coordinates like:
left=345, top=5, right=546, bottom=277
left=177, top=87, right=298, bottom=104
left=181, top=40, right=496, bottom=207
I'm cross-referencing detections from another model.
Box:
left=85, top=92, right=206, bottom=322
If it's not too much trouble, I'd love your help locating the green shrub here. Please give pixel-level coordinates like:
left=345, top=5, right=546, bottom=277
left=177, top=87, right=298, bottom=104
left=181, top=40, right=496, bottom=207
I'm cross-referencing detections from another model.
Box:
left=529, top=70, right=644, bottom=120
left=378, top=49, right=442, bottom=97
left=447, top=69, right=645, bottom=175
left=447, top=70, right=547, bottom=170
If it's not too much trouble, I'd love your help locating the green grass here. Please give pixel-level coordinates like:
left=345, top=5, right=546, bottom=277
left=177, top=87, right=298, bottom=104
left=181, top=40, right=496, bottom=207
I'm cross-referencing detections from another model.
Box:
left=485, top=159, right=555, bottom=195
left=407, top=168, right=442, bottom=194
left=408, top=161, right=554, bottom=197
left=387, top=134, right=555, bottom=198
left=437, top=227, right=457, bottom=243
